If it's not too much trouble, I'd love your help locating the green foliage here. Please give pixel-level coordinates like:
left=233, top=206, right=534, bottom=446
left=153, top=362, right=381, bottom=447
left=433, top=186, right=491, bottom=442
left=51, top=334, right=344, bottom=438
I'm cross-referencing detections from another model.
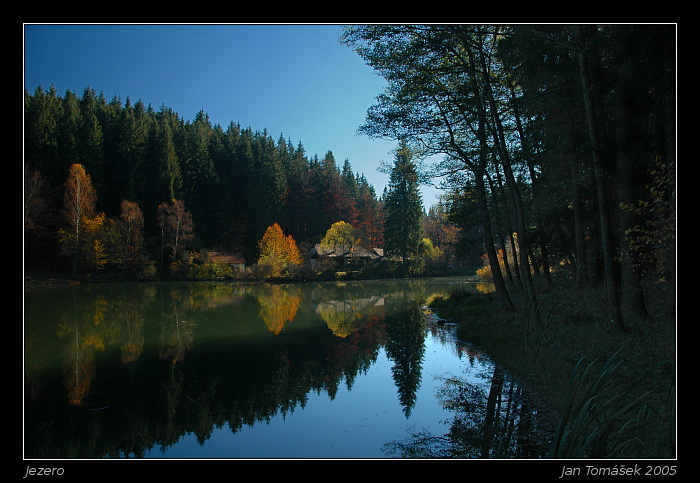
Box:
left=24, top=87, right=384, bottom=275
left=619, top=158, right=676, bottom=277
left=383, top=142, right=423, bottom=270
left=320, top=221, right=364, bottom=248
left=550, top=348, right=674, bottom=458
left=185, top=251, right=234, bottom=280
left=343, top=24, right=675, bottom=323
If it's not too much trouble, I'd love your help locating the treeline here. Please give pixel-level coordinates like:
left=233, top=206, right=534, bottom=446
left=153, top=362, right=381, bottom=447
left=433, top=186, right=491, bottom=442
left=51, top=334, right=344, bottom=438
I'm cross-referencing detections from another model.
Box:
left=342, top=24, right=676, bottom=330
left=24, top=86, right=386, bottom=277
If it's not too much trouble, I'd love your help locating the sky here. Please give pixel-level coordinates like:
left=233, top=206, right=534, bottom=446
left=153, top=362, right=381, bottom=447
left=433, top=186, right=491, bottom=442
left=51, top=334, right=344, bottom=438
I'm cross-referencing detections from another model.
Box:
left=23, top=23, right=443, bottom=206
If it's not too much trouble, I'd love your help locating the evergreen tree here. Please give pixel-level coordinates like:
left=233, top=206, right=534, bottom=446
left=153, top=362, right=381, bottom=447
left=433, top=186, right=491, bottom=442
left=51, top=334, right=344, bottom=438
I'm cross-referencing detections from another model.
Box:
left=24, top=85, right=62, bottom=188
left=57, top=90, right=81, bottom=180
left=181, top=110, right=219, bottom=247
left=245, top=130, right=288, bottom=258
left=283, top=141, right=312, bottom=242
left=339, top=159, right=359, bottom=225
left=384, top=142, right=423, bottom=273
left=78, top=87, right=105, bottom=199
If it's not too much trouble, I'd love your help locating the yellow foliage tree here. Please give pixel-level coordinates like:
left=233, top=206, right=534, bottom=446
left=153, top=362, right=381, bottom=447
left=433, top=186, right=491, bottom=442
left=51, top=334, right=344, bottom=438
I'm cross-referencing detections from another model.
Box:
left=59, top=164, right=97, bottom=275
left=257, top=222, right=303, bottom=277
left=81, top=213, right=109, bottom=270
left=320, top=221, right=364, bottom=248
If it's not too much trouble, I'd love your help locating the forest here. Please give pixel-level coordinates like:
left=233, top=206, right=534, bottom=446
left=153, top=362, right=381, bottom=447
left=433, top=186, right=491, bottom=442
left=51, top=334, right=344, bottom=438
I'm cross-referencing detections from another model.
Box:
left=23, top=88, right=398, bottom=278
left=23, top=24, right=676, bottom=459
left=25, top=24, right=675, bottom=332
left=341, top=24, right=675, bottom=332
left=337, top=25, right=675, bottom=459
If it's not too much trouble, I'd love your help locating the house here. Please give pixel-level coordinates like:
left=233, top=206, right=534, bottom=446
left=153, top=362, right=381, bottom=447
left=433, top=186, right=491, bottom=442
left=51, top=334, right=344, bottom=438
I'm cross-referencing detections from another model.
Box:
left=310, top=244, right=384, bottom=268
left=207, top=251, right=247, bottom=271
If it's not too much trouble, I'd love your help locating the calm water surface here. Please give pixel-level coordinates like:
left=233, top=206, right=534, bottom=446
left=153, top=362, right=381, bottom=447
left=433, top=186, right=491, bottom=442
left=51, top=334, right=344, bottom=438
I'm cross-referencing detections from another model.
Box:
left=24, top=277, right=555, bottom=459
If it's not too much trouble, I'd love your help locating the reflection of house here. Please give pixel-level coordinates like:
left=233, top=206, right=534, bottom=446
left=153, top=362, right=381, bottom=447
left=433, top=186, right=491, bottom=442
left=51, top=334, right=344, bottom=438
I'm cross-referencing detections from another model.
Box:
left=310, top=244, right=384, bottom=268
left=207, top=251, right=247, bottom=271
left=316, top=295, right=385, bottom=337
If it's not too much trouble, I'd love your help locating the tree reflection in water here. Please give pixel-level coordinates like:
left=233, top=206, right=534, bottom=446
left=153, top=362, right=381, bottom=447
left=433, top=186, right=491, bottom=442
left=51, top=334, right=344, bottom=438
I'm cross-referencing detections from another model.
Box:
left=383, top=345, right=558, bottom=458
left=25, top=278, right=556, bottom=458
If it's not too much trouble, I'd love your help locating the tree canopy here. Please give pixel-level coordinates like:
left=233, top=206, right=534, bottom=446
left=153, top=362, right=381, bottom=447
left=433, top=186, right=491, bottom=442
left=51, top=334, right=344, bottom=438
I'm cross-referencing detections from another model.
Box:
left=24, top=86, right=386, bottom=277
left=383, top=142, right=424, bottom=272
left=24, top=24, right=675, bottom=306
left=342, top=24, right=675, bottom=328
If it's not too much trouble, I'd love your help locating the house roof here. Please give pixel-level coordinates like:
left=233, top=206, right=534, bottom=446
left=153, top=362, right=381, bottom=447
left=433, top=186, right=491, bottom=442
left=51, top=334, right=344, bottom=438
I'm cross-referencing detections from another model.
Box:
left=207, top=251, right=247, bottom=265
left=312, top=244, right=383, bottom=260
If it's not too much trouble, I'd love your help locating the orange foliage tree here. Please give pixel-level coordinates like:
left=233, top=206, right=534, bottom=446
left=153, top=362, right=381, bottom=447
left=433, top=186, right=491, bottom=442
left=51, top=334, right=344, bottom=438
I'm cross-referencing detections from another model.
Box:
left=256, top=222, right=303, bottom=277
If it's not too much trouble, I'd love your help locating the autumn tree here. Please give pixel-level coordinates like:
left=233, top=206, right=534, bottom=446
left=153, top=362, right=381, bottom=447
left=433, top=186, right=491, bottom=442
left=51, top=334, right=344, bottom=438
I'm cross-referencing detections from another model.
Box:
left=423, top=201, right=460, bottom=267
left=80, top=212, right=118, bottom=276
left=414, top=238, right=444, bottom=274
left=58, top=164, right=97, bottom=275
left=320, top=221, right=364, bottom=250
left=355, top=174, right=384, bottom=248
left=256, top=222, right=303, bottom=278
left=157, top=199, right=195, bottom=276
left=118, top=200, right=145, bottom=275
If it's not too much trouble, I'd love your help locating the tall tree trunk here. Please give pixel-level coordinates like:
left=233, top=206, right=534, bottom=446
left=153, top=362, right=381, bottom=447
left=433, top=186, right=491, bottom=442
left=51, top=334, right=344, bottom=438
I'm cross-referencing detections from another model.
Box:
left=573, top=25, right=625, bottom=331
left=663, top=29, right=676, bottom=286
left=476, top=173, right=515, bottom=310
left=615, top=86, right=650, bottom=324
left=570, top=161, right=589, bottom=287
left=511, top=87, right=553, bottom=289
left=486, top=171, right=517, bottom=288
left=475, top=33, right=538, bottom=320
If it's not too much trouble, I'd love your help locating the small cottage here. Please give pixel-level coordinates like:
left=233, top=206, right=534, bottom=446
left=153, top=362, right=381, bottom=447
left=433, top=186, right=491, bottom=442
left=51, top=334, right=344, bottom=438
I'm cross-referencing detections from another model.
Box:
left=207, top=251, right=247, bottom=271
left=310, top=244, right=384, bottom=268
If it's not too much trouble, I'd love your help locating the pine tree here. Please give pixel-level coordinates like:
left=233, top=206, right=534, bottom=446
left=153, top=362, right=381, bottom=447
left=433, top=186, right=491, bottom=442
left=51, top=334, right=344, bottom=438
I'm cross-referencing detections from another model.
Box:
left=383, top=142, right=423, bottom=273
left=78, top=87, right=105, bottom=200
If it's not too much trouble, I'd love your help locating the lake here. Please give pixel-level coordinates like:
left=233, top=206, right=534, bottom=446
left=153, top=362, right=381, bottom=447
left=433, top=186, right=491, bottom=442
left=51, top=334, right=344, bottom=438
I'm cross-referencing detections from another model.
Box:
left=24, top=277, right=556, bottom=459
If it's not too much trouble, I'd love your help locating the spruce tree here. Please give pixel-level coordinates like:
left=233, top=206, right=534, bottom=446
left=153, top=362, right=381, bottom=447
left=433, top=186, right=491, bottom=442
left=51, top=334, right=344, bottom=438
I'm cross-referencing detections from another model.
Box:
left=383, top=142, right=423, bottom=274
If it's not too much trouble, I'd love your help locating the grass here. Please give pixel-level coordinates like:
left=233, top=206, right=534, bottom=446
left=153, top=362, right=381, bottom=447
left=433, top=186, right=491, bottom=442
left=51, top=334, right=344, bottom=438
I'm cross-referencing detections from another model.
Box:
left=427, top=275, right=676, bottom=459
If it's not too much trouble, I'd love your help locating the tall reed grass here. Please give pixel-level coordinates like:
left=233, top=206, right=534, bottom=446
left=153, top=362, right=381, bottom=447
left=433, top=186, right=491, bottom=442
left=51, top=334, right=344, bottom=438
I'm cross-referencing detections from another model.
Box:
left=549, top=348, right=674, bottom=458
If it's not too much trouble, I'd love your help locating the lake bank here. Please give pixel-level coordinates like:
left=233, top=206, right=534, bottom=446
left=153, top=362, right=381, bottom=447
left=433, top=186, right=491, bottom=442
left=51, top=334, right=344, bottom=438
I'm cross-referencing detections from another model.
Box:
left=23, top=270, right=675, bottom=458
left=426, top=275, right=676, bottom=458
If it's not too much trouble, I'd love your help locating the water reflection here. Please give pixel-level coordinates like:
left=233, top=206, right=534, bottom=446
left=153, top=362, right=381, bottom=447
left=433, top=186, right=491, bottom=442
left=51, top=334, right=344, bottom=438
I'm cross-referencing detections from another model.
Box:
left=383, top=335, right=557, bottom=458
left=24, top=278, right=554, bottom=459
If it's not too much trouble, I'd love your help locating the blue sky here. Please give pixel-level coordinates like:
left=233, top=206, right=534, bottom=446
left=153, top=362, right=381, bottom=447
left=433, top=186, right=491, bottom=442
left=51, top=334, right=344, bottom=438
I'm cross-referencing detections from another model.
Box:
left=23, top=23, right=442, bottom=206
